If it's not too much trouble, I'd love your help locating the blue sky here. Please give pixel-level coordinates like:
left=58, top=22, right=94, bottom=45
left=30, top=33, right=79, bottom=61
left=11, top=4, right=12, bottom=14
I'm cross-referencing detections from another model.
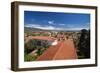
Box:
left=24, top=11, right=90, bottom=30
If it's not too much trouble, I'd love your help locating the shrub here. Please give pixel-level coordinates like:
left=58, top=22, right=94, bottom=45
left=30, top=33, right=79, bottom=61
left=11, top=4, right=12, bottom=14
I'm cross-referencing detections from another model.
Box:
left=24, top=55, right=37, bottom=61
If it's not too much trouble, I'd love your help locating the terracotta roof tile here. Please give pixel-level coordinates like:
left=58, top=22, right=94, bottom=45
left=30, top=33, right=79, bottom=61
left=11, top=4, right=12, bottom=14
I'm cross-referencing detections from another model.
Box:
left=36, top=39, right=78, bottom=61
left=32, top=36, right=56, bottom=41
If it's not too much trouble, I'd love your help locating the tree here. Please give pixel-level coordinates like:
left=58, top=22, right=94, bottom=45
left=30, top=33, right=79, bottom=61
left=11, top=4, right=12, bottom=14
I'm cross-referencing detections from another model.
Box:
left=78, top=29, right=90, bottom=58
left=36, top=46, right=42, bottom=56
left=24, top=40, right=36, bottom=54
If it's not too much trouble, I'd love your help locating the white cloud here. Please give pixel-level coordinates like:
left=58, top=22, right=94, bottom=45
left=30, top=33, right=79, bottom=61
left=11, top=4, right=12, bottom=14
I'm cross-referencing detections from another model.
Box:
left=42, top=26, right=55, bottom=30
left=66, top=27, right=89, bottom=30
left=25, top=24, right=41, bottom=28
left=48, top=21, right=54, bottom=24
left=25, top=24, right=55, bottom=30
left=25, top=24, right=89, bottom=31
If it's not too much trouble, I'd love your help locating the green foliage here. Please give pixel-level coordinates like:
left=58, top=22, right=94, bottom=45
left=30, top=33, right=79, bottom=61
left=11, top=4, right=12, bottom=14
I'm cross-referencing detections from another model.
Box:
left=72, top=29, right=90, bottom=59
left=78, top=29, right=90, bottom=58
left=36, top=48, right=42, bottom=56
left=24, top=39, right=51, bottom=61
left=24, top=55, right=37, bottom=61
left=25, top=40, right=36, bottom=54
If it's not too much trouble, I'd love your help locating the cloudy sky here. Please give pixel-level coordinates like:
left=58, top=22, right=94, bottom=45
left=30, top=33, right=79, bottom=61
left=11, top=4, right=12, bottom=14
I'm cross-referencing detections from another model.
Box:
left=24, top=11, right=90, bottom=30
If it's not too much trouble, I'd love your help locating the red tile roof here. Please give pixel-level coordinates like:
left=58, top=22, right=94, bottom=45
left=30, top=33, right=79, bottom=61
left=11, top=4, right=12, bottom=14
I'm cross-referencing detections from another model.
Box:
left=36, top=39, right=78, bottom=61
left=36, top=41, right=63, bottom=60
left=32, top=36, right=56, bottom=41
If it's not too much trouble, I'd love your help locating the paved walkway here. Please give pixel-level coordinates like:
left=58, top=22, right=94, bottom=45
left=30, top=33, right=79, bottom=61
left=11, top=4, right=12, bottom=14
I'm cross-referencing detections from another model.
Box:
left=36, top=39, right=78, bottom=61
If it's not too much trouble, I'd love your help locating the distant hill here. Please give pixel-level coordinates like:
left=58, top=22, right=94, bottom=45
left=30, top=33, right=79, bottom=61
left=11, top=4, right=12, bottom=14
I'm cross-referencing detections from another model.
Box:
left=25, top=27, right=43, bottom=32
left=24, top=27, right=82, bottom=34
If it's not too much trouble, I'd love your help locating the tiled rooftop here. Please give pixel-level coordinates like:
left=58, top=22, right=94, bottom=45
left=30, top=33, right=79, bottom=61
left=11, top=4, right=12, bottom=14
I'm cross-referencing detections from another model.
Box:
left=32, top=36, right=56, bottom=41
left=36, top=39, right=78, bottom=61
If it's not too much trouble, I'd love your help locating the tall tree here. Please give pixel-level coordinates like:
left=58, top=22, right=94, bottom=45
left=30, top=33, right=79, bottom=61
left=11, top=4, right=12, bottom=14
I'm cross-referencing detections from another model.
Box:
left=78, top=29, right=90, bottom=58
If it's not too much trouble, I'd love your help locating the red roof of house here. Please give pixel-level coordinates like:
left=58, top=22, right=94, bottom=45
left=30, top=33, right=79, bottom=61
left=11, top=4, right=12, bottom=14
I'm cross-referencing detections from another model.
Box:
left=31, top=36, right=56, bottom=41
left=36, top=39, right=78, bottom=61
